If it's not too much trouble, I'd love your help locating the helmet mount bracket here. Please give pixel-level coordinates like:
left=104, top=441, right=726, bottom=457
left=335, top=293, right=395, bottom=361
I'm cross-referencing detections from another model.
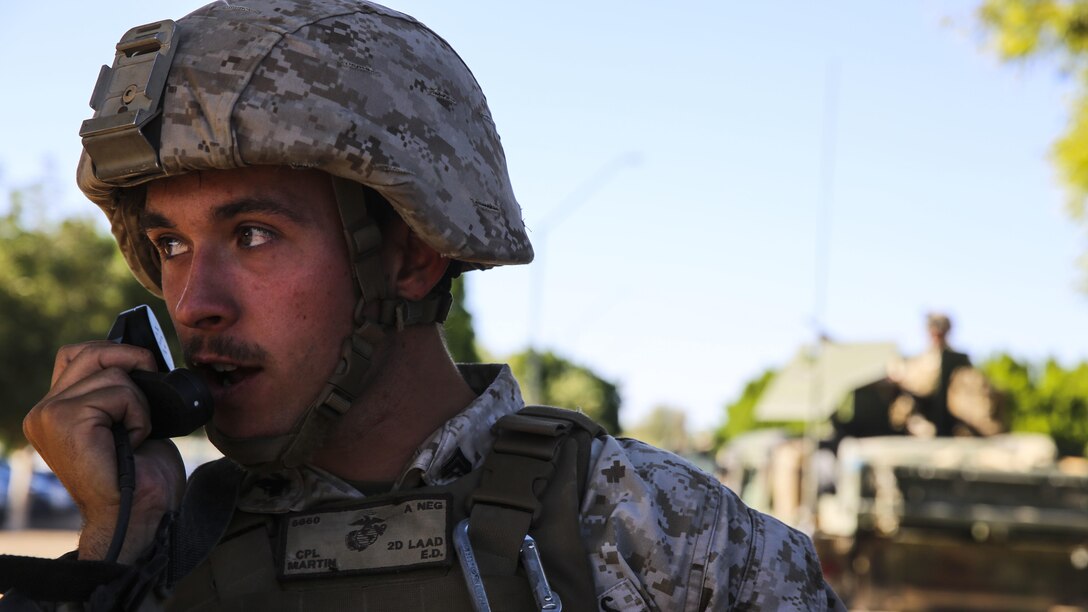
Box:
left=80, top=20, right=177, bottom=182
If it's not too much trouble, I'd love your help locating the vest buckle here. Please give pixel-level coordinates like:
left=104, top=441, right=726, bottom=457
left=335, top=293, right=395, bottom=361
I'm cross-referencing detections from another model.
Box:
left=453, top=519, right=562, bottom=612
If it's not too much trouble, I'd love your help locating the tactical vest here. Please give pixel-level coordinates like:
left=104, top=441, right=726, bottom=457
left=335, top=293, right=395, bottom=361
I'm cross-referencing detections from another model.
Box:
left=166, top=406, right=603, bottom=612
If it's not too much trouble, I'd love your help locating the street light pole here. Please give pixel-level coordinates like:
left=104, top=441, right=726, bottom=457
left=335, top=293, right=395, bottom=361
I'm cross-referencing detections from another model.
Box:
left=525, top=151, right=642, bottom=403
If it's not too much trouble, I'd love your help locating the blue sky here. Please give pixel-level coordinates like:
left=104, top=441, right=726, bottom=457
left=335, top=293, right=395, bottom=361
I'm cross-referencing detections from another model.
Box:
left=1, top=1, right=1085, bottom=430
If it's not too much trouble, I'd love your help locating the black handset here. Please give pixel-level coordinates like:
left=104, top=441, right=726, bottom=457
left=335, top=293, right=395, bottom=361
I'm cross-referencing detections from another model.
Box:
left=107, top=305, right=213, bottom=438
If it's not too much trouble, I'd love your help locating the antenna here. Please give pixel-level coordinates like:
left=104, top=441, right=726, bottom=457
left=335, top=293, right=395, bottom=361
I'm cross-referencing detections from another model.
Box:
left=802, top=60, right=840, bottom=532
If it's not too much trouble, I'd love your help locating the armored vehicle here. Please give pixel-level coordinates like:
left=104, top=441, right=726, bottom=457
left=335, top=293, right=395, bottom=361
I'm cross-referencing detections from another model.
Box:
left=814, top=434, right=1088, bottom=611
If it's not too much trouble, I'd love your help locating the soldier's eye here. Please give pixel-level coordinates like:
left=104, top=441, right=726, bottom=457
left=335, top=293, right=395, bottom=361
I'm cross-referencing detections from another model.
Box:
left=152, top=235, right=190, bottom=259
left=238, top=226, right=276, bottom=248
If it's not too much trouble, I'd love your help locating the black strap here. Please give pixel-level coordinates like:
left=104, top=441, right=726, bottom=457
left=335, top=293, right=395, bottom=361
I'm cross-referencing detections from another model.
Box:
left=0, top=508, right=172, bottom=610
left=168, top=457, right=244, bottom=586
left=0, top=554, right=127, bottom=602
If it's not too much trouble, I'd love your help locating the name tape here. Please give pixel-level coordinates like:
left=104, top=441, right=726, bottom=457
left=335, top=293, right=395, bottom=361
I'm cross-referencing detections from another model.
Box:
left=279, top=494, right=451, bottom=578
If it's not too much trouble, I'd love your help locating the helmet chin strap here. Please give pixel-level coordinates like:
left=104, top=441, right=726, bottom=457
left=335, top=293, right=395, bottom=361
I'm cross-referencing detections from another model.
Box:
left=205, top=178, right=452, bottom=472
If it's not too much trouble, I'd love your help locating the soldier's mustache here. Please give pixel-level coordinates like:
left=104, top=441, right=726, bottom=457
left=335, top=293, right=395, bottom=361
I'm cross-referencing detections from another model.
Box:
left=183, top=334, right=269, bottom=366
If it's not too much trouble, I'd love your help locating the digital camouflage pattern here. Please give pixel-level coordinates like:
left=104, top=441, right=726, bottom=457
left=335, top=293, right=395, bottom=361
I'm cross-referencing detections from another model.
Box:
left=78, top=0, right=532, bottom=296
left=585, top=437, right=844, bottom=610
left=232, top=365, right=845, bottom=610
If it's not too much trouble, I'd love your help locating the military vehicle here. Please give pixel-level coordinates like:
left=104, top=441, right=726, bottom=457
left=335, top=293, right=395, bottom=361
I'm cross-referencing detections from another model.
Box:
left=719, top=339, right=1088, bottom=610
left=814, top=433, right=1088, bottom=611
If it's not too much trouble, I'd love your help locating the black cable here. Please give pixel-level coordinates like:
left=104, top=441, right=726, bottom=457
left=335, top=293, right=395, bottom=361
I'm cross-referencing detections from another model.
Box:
left=106, top=423, right=135, bottom=563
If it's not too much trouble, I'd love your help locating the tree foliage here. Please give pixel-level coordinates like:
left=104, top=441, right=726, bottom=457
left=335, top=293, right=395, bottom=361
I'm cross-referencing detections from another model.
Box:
left=980, top=353, right=1088, bottom=456
left=625, top=404, right=690, bottom=453
left=979, top=0, right=1088, bottom=281
left=507, top=350, right=622, bottom=434
left=443, top=275, right=480, bottom=363
left=713, top=368, right=806, bottom=447
left=716, top=369, right=773, bottom=445
left=0, top=189, right=170, bottom=449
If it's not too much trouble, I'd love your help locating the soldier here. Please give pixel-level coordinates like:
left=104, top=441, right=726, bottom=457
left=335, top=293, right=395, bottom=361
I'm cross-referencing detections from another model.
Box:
left=6, top=1, right=845, bottom=610
left=888, top=312, right=973, bottom=437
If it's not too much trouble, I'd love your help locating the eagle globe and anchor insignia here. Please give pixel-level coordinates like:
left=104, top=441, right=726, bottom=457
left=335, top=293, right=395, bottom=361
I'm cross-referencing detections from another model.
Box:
left=346, top=514, right=388, bottom=552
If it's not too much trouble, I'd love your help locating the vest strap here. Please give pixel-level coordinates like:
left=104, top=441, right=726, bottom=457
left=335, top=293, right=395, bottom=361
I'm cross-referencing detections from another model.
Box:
left=467, top=411, right=569, bottom=576
left=461, top=406, right=602, bottom=611
left=169, top=458, right=245, bottom=585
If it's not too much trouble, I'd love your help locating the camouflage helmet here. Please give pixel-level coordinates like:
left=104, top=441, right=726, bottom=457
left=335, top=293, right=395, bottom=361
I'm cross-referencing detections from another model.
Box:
left=78, top=0, right=533, bottom=297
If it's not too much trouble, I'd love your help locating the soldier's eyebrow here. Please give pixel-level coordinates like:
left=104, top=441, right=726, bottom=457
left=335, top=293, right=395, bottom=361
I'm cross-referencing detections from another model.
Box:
left=138, top=210, right=174, bottom=233
left=212, top=198, right=308, bottom=225
left=138, top=197, right=309, bottom=233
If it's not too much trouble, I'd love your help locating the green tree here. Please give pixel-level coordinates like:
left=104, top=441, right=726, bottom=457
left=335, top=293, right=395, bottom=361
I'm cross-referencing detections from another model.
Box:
left=0, top=188, right=171, bottom=449
left=508, top=349, right=621, bottom=434
left=715, top=369, right=776, bottom=446
left=713, top=368, right=807, bottom=451
left=625, top=404, right=689, bottom=452
left=979, top=0, right=1088, bottom=282
left=980, top=353, right=1088, bottom=456
left=443, top=276, right=480, bottom=363
left=980, top=353, right=1038, bottom=429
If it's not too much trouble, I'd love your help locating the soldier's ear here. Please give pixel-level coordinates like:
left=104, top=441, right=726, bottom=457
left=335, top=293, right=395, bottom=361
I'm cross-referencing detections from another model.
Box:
left=391, top=225, right=449, bottom=301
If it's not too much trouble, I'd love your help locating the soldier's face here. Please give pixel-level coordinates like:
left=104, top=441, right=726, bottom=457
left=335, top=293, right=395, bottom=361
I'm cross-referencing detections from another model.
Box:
left=143, top=167, right=356, bottom=439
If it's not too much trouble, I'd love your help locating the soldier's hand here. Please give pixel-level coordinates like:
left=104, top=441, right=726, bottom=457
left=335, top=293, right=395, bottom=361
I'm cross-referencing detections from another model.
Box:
left=23, top=340, right=187, bottom=563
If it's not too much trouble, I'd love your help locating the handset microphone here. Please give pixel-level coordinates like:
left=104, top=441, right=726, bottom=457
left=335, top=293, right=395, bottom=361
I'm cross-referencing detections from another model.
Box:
left=102, top=306, right=213, bottom=562
left=107, top=305, right=213, bottom=437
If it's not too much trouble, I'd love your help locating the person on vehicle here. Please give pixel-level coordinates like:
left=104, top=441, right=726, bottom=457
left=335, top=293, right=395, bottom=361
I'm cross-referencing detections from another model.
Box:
left=888, top=312, right=972, bottom=436
left=7, top=1, right=845, bottom=609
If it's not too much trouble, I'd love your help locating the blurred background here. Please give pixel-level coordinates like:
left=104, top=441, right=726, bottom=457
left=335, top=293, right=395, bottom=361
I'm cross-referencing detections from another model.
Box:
left=2, top=1, right=1088, bottom=609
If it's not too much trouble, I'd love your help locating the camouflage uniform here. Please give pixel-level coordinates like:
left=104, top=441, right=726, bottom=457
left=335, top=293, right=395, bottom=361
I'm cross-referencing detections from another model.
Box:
left=236, top=364, right=846, bottom=611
